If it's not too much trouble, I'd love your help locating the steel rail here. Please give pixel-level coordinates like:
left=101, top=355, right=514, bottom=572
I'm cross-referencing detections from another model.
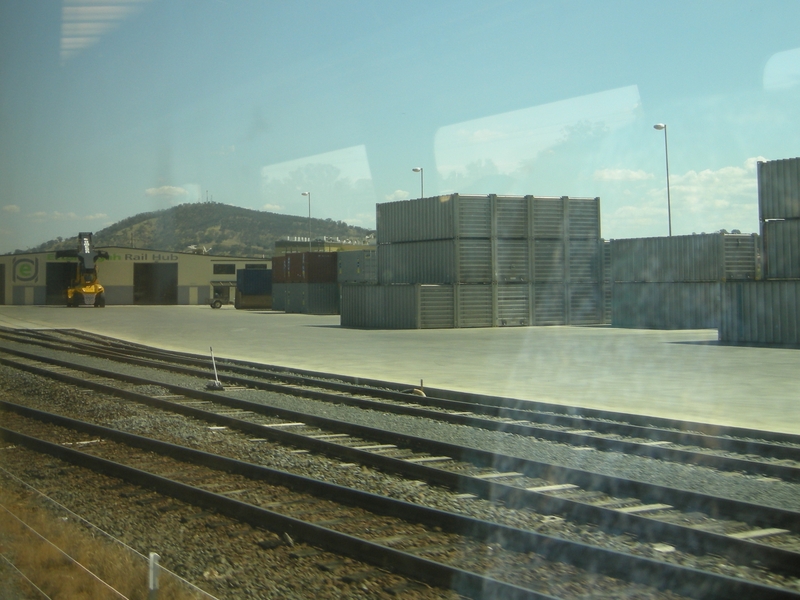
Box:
left=1, top=337, right=798, bottom=484
left=0, top=427, right=551, bottom=600
left=6, top=327, right=800, bottom=454
left=1, top=348, right=798, bottom=524
left=36, top=327, right=800, bottom=445
left=2, top=353, right=800, bottom=576
left=3, top=394, right=799, bottom=577
left=3, top=414, right=799, bottom=600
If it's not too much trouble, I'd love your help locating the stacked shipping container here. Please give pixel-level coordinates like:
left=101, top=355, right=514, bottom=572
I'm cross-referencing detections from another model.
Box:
left=341, top=194, right=605, bottom=328
left=271, top=252, right=339, bottom=314
left=610, top=233, right=757, bottom=329
left=720, top=158, right=800, bottom=344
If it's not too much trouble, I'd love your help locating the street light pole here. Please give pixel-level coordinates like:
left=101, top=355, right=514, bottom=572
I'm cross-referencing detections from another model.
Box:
left=653, top=123, right=672, bottom=237
left=412, top=167, right=424, bottom=199
left=301, top=192, right=311, bottom=252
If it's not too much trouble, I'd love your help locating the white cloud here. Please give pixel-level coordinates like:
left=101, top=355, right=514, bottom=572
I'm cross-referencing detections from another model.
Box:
left=385, top=190, right=410, bottom=202
left=671, top=157, right=764, bottom=215
left=262, top=204, right=282, bottom=212
left=594, top=168, right=653, bottom=181
left=605, top=157, right=765, bottom=238
left=3, top=205, right=20, bottom=213
left=145, top=185, right=188, bottom=197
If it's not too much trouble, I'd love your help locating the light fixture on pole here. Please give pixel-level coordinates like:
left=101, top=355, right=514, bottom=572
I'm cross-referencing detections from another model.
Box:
left=412, top=167, right=424, bottom=199
left=301, top=192, right=311, bottom=251
left=653, top=123, right=672, bottom=237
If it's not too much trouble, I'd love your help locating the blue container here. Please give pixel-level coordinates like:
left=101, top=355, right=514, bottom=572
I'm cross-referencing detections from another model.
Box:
left=237, top=269, right=272, bottom=296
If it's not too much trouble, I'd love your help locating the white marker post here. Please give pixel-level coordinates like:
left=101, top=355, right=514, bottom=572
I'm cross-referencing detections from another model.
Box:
left=148, top=552, right=160, bottom=600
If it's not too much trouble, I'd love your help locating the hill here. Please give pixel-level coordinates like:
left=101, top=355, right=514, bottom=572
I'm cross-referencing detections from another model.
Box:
left=20, top=203, right=374, bottom=258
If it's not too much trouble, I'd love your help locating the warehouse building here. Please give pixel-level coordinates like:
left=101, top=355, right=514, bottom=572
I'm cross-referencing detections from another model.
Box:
left=0, top=246, right=270, bottom=306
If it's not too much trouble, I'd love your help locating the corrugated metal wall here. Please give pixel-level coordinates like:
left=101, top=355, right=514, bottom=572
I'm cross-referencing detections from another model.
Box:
left=612, top=282, right=720, bottom=329
left=532, top=240, right=565, bottom=282
left=533, top=284, right=566, bottom=325
left=495, top=239, right=529, bottom=282
left=762, top=220, right=800, bottom=279
left=723, top=235, right=759, bottom=280
left=569, top=283, right=602, bottom=325
left=455, top=284, right=493, bottom=328
left=495, top=196, right=528, bottom=238
left=531, top=197, right=565, bottom=238
left=419, top=285, right=455, bottom=328
left=720, top=280, right=800, bottom=344
left=457, top=195, right=493, bottom=238
left=496, top=284, right=530, bottom=326
left=272, top=283, right=286, bottom=311
left=758, top=157, right=800, bottom=220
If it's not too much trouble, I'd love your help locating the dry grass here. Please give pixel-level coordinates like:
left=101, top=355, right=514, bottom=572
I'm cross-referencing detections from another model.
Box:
left=0, top=483, right=208, bottom=600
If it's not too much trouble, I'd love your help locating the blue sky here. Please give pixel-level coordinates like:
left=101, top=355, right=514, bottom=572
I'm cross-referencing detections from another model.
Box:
left=1, top=0, right=799, bottom=253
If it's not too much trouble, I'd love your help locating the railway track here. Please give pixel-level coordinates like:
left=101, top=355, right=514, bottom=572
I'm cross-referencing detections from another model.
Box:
left=3, top=327, right=800, bottom=483
left=1, top=327, right=799, bottom=598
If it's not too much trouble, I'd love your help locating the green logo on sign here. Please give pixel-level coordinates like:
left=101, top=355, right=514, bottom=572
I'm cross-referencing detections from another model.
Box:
left=13, top=257, right=38, bottom=282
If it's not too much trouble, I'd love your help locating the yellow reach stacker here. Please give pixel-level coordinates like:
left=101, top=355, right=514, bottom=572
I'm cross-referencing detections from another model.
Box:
left=56, top=232, right=110, bottom=308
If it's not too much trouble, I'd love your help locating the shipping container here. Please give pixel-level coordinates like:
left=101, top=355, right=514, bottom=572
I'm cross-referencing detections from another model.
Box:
left=376, top=194, right=601, bottom=244
left=611, top=233, right=756, bottom=283
left=340, top=284, right=425, bottom=329
left=340, top=282, right=602, bottom=328
left=377, top=239, right=492, bottom=284
left=758, top=158, right=800, bottom=221
left=762, top=219, right=800, bottom=279
left=283, top=282, right=339, bottom=314
left=376, top=194, right=489, bottom=244
left=611, top=282, right=720, bottom=329
left=272, top=256, right=287, bottom=283
left=720, top=280, right=800, bottom=345
left=286, top=252, right=338, bottom=283
left=337, top=249, right=377, bottom=284
left=236, top=268, right=272, bottom=296
left=272, top=283, right=286, bottom=311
